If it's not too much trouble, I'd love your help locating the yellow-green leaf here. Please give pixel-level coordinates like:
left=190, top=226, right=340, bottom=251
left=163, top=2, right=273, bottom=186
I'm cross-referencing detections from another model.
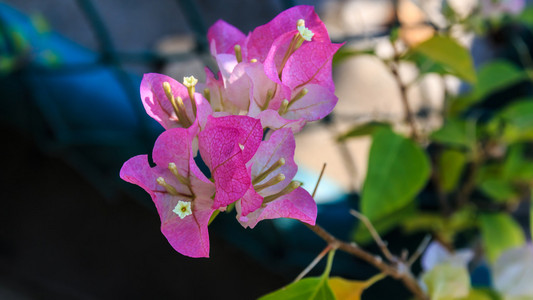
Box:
left=479, top=213, right=526, bottom=263
left=328, top=273, right=386, bottom=300
left=405, top=35, right=476, bottom=83
left=422, top=263, right=471, bottom=300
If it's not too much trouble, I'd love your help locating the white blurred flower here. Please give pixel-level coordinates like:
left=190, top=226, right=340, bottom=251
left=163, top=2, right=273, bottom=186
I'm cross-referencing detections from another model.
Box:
left=421, top=241, right=474, bottom=271
left=493, top=244, right=533, bottom=300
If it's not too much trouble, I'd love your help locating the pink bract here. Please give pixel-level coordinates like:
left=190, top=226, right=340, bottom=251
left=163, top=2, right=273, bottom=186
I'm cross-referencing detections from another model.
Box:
left=140, top=73, right=212, bottom=130
left=246, top=5, right=330, bottom=63
left=120, top=128, right=215, bottom=258
left=199, top=115, right=263, bottom=209
left=236, top=128, right=317, bottom=226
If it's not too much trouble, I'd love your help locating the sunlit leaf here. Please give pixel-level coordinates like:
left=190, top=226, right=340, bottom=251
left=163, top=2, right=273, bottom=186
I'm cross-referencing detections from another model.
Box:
left=328, top=273, right=386, bottom=300
left=259, top=250, right=336, bottom=300
left=459, top=289, right=497, bottom=300
left=405, top=35, right=476, bottom=83
left=337, top=122, right=391, bottom=141
left=422, top=263, right=471, bottom=300
left=479, top=213, right=525, bottom=263
left=359, top=128, right=430, bottom=233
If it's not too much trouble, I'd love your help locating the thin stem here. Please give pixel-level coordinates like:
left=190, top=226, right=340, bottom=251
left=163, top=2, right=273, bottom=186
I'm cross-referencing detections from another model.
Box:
left=349, top=209, right=396, bottom=263
left=303, top=222, right=428, bottom=300
left=294, top=245, right=332, bottom=282
left=407, top=234, right=432, bottom=267
left=389, top=61, right=419, bottom=139
left=312, top=163, right=327, bottom=198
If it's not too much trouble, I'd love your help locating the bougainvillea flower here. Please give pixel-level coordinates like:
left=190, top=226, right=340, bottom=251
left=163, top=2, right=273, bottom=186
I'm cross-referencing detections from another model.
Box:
left=256, top=109, right=307, bottom=133
left=120, top=128, right=215, bottom=258
left=246, top=5, right=330, bottom=64
left=199, top=115, right=263, bottom=209
left=207, top=19, right=247, bottom=57
left=140, top=73, right=212, bottom=130
left=235, top=128, right=317, bottom=228
left=198, top=67, right=241, bottom=115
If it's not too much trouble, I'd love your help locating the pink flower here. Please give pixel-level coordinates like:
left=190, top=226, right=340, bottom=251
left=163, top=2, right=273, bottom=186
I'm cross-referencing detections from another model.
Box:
left=120, top=127, right=215, bottom=258
left=206, top=6, right=341, bottom=124
left=140, top=73, right=212, bottom=130
left=199, top=115, right=263, bottom=209
left=235, top=128, right=317, bottom=228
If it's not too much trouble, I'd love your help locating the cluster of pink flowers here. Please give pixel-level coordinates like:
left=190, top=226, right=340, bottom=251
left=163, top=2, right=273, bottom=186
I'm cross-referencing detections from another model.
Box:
left=120, top=6, right=341, bottom=258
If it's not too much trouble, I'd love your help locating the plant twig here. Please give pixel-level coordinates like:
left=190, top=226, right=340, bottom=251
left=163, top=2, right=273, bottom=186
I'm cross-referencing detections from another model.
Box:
left=303, top=222, right=428, bottom=300
left=349, top=209, right=396, bottom=263
left=407, top=234, right=432, bottom=267
left=293, top=245, right=333, bottom=282
left=389, top=43, right=419, bottom=140
left=312, top=163, right=327, bottom=198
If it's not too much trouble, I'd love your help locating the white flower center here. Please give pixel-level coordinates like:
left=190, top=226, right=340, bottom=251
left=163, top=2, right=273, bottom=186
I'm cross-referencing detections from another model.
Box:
left=173, top=200, right=192, bottom=219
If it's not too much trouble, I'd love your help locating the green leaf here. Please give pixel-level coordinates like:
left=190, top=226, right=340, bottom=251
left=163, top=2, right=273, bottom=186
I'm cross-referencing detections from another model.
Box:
left=438, top=149, right=467, bottom=192
left=328, top=273, right=386, bottom=300
left=259, top=250, right=336, bottom=300
left=361, top=128, right=430, bottom=222
left=430, top=119, right=472, bottom=149
left=530, top=195, right=533, bottom=241
left=519, top=6, right=533, bottom=27
left=502, top=144, right=533, bottom=182
left=337, top=122, right=391, bottom=141
left=459, top=289, right=499, bottom=300
left=422, top=263, right=471, bottom=300
left=479, top=213, right=525, bottom=263
left=405, top=35, right=476, bottom=83
left=478, top=179, right=518, bottom=202
left=491, top=99, right=533, bottom=143
left=449, top=61, right=528, bottom=114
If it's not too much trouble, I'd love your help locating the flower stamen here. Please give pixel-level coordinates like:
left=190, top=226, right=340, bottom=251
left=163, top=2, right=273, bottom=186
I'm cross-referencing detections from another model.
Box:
left=234, top=44, right=242, bottom=63
left=254, top=174, right=285, bottom=192
left=157, top=177, right=179, bottom=195
left=168, top=163, right=190, bottom=186
left=278, top=99, right=289, bottom=115
left=183, top=76, right=198, bottom=117
left=253, top=158, right=285, bottom=185
left=163, top=82, right=192, bottom=128
left=263, top=181, right=301, bottom=203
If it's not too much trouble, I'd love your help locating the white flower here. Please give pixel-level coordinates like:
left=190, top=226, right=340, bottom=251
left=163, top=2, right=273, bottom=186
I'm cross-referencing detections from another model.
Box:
left=173, top=201, right=192, bottom=219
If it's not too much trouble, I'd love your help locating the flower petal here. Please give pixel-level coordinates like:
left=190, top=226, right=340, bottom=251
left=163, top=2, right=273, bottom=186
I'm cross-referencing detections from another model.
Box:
left=208, top=19, right=246, bottom=56
left=159, top=194, right=215, bottom=258
left=246, top=5, right=330, bottom=62
left=250, top=128, right=297, bottom=195
left=199, top=124, right=250, bottom=208
left=237, top=187, right=317, bottom=229
left=284, top=84, right=337, bottom=122
left=281, top=42, right=343, bottom=92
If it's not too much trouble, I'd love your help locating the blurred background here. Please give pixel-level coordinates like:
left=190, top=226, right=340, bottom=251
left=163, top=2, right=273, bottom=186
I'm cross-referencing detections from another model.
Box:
left=1, top=0, right=532, bottom=299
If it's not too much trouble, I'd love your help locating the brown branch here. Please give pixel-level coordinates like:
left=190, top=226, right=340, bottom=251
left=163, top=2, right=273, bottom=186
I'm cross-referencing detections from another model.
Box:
left=389, top=40, right=419, bottom=140
left=303, top=222, right=428, bottom=300
left=349, top=209, right=396, bottom=263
